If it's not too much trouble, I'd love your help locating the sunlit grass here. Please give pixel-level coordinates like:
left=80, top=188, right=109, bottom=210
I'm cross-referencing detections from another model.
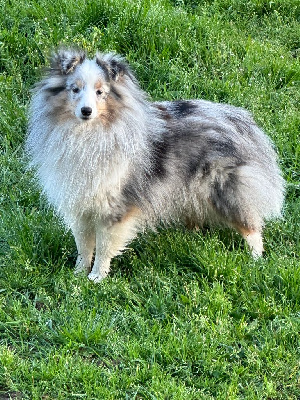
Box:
left=0, top=0, right=299, bottom=398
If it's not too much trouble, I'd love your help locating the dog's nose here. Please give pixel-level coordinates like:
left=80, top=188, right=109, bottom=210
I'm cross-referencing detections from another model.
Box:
left=81, top=107, right=93, bottom=117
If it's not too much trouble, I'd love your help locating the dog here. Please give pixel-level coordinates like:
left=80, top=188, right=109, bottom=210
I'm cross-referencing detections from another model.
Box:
left=26, top=48, right=285, bottom=282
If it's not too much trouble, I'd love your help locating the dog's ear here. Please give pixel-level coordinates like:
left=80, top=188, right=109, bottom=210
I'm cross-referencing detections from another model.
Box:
left=50, top=48, right=86, bottom=75
left=96, top=53, right=134, bottom=82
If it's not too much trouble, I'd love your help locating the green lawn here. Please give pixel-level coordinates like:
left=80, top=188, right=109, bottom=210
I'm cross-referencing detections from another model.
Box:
left=0, top=0, right=299, bottom=398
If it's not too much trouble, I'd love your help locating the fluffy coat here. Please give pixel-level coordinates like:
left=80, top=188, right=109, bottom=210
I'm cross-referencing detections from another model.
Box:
left=27, top=49, right=285, bottom=282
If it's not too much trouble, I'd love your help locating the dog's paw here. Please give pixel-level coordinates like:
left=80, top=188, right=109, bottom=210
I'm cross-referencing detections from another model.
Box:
left=74, top=256, right=91, bottom=275
left=74, top=266, right=88, bottom=276
left=88, top=271, right=107, bottom=283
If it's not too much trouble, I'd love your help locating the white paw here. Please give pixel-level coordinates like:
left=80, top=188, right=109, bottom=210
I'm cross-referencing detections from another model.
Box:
left=74, top=265, right=88, bottom=275
left=88, top=271, right=108, bottom=283
left=251, top=248, right=263, bottom=259
left=246, top=232, right=264, bottom=258
left=74, top=256, right=90, bottom=275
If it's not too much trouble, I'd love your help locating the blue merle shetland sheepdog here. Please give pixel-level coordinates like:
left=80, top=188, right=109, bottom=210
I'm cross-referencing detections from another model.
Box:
left=26, top=48, right=285, bottom=282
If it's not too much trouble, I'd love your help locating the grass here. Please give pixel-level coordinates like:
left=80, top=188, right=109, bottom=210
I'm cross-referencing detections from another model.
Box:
left=0, top=0, right=299, bottom=398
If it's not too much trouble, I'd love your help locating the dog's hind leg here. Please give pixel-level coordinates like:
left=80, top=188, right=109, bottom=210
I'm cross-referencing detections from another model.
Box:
left=235, top=225, right=264, bottom=258
left=209, top=169, right=266, bottom=258
left=88, top=207, right=142, bottom=283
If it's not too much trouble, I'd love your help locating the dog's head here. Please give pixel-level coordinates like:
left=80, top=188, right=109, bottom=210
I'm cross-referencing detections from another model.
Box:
left=41, top=48, right=137, bottom=125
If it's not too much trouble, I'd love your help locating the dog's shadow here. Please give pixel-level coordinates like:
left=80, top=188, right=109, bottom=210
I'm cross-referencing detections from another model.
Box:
left=109, top=225, right=249, bottom=282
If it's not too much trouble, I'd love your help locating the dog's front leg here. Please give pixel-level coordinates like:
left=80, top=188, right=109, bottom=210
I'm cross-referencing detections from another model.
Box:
left=87, top=224, right=111, bottom=282
left=88, top=208, right=141, bottom=283
left=72, top=216, right=96, bottom=275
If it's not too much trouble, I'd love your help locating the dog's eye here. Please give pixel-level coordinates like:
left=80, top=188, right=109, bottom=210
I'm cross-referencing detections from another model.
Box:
left=96, top=89, right=103, bottom=96
left=72, top=87, right=80, bottom=94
